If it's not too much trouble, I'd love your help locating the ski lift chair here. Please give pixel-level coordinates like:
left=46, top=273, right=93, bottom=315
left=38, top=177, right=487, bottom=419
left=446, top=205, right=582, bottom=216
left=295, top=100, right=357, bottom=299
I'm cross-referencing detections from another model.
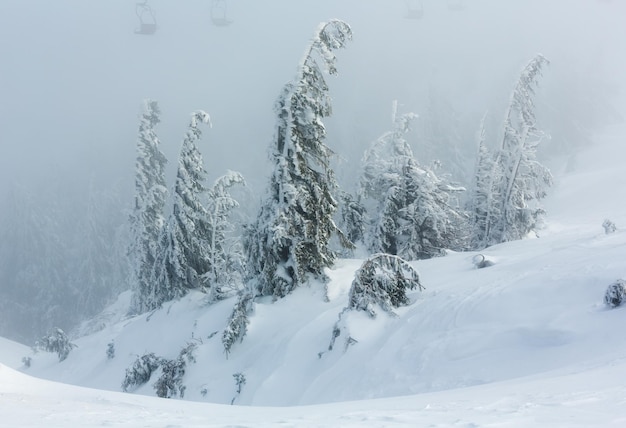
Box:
left=211, top=0, right=233, bottom=27
left=135, top=1, right=157, bottom=35
left=448, top=0, right=466, bottom=11
left=405, top=0, right=424, bottom=20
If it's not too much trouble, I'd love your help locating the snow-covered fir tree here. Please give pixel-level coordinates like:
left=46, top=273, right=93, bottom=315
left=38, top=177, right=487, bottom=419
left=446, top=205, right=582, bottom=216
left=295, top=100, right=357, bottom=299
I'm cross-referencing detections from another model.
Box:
left=478, top=54, right=553, bottom=247
left=128, top=100, right=169, bottom=314
left=359, top=111, right=465, bottom=260
left=467, top=114, right=496, bottom=250
left=222, top=292, right=254, bottom=356
left=338, top=191, right=367, bottom=254
left=204, top=171, right=246, bottom=302
left=245, top=20, right=353, bottom=299
left=152, top=111, right=213, bottom=307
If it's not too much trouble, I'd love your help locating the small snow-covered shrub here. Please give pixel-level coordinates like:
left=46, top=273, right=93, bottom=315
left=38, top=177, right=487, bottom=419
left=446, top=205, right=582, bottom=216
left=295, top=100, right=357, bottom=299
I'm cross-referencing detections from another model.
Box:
left=230, top=372, right=246, bottom=404
left=154, top=358, right=187, bottom=398
left=604, top=279, right=626, bottom=308
left=348, top=253, right=424, bottom=318
left=153, top=342, right=197, bottom=399
left=22, top=356, right=31, bottom=368
left=325, top=254, right=424, bottom=355
left=122, top=353, right=163, bottom=392
left=222, top=292, right=254, bottom=356
left=35, top=328, right=77, bottom=362
left=602, top=219, right=617, bottom=235
left=106, top=342, right=115, bottom=360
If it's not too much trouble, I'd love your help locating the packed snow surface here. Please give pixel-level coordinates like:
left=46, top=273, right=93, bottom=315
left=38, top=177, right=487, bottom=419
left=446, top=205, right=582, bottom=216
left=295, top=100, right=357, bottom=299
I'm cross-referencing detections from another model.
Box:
left=1, top=127, right=626, bottom=426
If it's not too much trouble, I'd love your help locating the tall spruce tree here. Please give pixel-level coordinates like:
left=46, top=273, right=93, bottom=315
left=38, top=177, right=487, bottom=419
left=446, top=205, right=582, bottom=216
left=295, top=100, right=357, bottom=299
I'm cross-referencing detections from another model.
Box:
left=245, top=20, right=353, bottom=299
left=151, top=111, right=212, bottom=307
left=129, top=100, right=168, bottom=314
left=360, top=111, right=465, bottom=260
left=479, top=54, right=553, bottom=247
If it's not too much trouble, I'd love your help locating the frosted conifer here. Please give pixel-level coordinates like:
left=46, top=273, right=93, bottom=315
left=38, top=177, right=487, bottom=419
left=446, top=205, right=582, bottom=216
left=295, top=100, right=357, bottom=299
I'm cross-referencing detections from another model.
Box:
left=481, top=55, right=552, bottom=246
left=129, top=100, right=168, bottom=314
left=246, top=20, right=353, bottom=299
left=152, top=111, right=212, bottom=305
left=360, top=111, right=464, bottom=260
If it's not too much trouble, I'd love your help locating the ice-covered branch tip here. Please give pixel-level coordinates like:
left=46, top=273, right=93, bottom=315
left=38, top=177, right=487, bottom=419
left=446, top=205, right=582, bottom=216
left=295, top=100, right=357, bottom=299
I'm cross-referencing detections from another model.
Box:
left=301, top=19, right=352, bottom=75
left=393, top=112, right=418, bottom=136
left=503, top=53, right=549, bottom=146
left=190, top=110, right=212, bottom=129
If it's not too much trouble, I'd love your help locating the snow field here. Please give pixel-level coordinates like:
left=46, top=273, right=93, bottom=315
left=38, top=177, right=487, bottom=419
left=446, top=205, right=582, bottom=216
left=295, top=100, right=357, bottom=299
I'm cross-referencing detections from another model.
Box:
left=2, top=126, right=626, bottom=425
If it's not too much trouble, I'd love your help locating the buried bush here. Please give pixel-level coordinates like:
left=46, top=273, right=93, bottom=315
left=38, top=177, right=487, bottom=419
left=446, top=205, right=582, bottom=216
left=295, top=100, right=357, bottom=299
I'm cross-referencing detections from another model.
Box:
left=122, top=353, right=163, bottom=392
left=604, top=279, right=626, bottom=308
left=348, top=253, right=424, bottom=318
left=602, top=219, right=617, bottom=235
left=325, top=253, right=424, bottom=354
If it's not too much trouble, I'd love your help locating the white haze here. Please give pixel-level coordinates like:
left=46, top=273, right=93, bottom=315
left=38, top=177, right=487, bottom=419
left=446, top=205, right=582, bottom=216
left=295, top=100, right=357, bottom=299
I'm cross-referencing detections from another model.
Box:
left=1, top=0, right=624, bottom=201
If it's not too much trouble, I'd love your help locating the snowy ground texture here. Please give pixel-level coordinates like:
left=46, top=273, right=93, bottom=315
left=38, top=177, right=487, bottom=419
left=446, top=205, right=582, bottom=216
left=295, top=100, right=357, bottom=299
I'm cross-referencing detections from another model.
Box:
left=2, top=127, right=626, bottom=426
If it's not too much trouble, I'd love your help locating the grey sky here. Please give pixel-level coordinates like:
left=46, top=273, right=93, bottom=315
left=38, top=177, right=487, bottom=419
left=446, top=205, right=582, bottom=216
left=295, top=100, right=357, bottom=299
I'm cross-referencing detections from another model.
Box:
left=1, top=0, right=624, bottom=204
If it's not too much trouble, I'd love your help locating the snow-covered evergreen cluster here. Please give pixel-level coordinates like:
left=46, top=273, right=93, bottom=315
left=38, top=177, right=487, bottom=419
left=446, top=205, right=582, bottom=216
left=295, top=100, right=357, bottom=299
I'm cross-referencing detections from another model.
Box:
left=117, top=27, right=556, bottom=380
left=129, top=108, right=246, bottom=314
left=35, top=328, right=76, bottom=362
left=3, top=18, right=562, bottom=403
left=356, top=110, right=465, bottom=260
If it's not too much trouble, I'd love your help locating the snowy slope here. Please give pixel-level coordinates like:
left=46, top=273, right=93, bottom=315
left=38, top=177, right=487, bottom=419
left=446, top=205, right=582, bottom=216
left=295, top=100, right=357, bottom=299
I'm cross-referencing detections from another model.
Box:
left=14, top=227, right=625, bottom=407
left=1, top=127, right=626, bottom=425
left=0, top=337, right=30, bottom=369
left=2, top=359, right=626, bottom=427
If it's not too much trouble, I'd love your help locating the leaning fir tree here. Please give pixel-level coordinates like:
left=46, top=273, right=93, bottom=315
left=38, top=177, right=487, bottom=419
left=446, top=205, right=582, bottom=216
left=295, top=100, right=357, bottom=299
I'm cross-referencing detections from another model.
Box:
left=478, top=54, right=553, bottom=247
left=129, top=100, right=168, bottom=314
left=467, top=113, right=495, bottom=250
left=246, top=20, right=353, bottom=299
